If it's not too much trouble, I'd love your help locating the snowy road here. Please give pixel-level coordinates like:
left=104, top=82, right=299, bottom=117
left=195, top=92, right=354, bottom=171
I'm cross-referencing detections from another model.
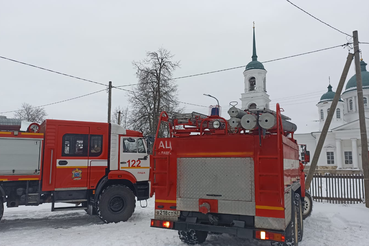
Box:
left=1, top=199, right=369, bottom=246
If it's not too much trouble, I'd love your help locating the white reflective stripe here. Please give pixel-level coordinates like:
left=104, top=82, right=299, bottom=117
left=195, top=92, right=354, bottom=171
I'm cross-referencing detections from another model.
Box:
left=283, top=159, right=299, bottom=170
left=56, top=159, right=88, bottom=167
left=90, top=160, right=108, bottom=167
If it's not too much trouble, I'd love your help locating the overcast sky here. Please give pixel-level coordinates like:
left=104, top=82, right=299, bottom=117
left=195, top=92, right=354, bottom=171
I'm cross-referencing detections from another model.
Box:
left=1, top=0, right=368, bottom=133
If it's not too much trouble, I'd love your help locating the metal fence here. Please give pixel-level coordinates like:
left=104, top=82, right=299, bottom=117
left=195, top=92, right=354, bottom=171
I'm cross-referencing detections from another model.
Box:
left=309, top=173, right=365, bottom=204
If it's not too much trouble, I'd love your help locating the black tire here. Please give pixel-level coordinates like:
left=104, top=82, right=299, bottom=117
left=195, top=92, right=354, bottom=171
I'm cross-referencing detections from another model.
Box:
left=295, top=193, right=303, bottom=242
left=277, top=193, right=299, bottom=246
left=291, top=197, right=299, bottom=246
left=178, top=230, right=208, bottom=245
left=85, top=203, right=98, bottom=215
left=0, top=198, right=3, bottom=221
left=97, top=185, right=135, bottom=223
left=303, top=191, right=313, bottom=220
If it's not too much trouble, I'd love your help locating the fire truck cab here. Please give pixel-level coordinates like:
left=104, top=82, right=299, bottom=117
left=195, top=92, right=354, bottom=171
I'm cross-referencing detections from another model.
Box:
left=150, top=104, right=306, bottom=246
left=0, top=119, right=150, bottom=223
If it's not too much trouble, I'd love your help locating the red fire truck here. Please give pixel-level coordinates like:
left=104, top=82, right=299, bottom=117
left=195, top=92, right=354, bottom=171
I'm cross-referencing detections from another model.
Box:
left=150, top=104, right=309, bottom=245
left=0, top=119, right=150, bottom=223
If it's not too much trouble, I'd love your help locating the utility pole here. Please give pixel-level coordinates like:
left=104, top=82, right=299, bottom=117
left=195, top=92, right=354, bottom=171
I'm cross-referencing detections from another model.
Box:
left=353, top=30, right=369, bottom=207
left=118, top=111, right=122, bottom=125
left=305, top=53, right=354, bottom=189
left=108, top=81, right=112, bottom=123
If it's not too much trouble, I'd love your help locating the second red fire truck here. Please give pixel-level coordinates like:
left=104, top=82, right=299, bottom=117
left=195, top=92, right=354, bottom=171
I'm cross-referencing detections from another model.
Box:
left=0, top=119, right=150, bottom=223
left=150, top=104, right=310, bottom=246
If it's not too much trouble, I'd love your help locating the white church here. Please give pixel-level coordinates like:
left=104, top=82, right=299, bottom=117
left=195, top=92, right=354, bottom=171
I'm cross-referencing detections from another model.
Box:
left=241, top=27, right=368, bottom=170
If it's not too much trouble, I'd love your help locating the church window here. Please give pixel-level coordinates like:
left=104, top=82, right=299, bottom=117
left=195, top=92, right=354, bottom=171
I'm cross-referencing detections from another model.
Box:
left=263, top=78, right=266, bottom=92
left=336, top=108, right=341, bottom=119
left=364, top=97, right=367, bottom=107
left=326, top=152, right=334, bottom=164
left=344, top=151, right=352, bottom=164
left=320, top=109, right=324, bottom=120
left=349, top=99, right=353, bottom=111
left=249, top=77, right=256, bottom=91
left=249, top=103, right=257, bottom=109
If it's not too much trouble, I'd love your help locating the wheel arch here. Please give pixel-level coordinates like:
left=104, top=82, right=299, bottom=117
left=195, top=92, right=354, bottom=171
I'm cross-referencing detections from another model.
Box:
left=95, top=175, right=136, bottom=202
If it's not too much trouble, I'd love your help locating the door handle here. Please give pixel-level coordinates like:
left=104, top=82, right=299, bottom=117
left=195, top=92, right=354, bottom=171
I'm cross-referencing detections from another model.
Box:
left=58, top=160, right=68, bottom=165
left=120, top=162, right=127, bottom=164
left=138, top=155, right=148, bottom=160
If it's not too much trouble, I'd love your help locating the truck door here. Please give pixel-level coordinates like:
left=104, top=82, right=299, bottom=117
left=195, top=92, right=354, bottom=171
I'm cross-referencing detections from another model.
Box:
left=55, top=126, right=89, bottom=189
left=119, top=137, right=150, bottom=182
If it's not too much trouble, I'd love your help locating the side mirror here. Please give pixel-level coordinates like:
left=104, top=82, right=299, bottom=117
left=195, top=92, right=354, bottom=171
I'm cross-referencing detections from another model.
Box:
left=304, top=151, right=310, bottom=163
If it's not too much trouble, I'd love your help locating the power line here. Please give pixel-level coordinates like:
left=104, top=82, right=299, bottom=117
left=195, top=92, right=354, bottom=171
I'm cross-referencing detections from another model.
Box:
left=1, top=43, right=348, bottom=91
left=112, top=86, right=132, bottom=93
left=286, top=0, right=352, bottom=37
left=272, top=90, right=325, bottom=101
left=113, top=86, right=208, bottom=108
left=115, top=84, right=138, bottom=88
left=262, top=44, right=347, bottom=63
left=0, top=88, right=106, bottom=114
left=178, top=101, right=208, bottom=108
left=169, top=44, right=348, bottom=81
left=115, top=43, right=347, bottom=87
left=0, top=55, right=108, bottom=87
left=0, top=43, right=350, bottom=112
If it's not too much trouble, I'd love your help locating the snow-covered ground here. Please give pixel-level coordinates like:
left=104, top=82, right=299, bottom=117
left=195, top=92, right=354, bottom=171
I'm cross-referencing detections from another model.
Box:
left=1, top=199, right=369, bottom=246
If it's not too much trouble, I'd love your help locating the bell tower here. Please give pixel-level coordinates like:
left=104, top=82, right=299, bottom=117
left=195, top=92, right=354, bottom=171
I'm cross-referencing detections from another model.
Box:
left=241, top=24, right=270, bottom=110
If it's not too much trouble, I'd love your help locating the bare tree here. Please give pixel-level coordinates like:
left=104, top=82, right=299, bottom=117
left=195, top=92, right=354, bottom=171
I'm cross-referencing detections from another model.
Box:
left=112, top=106, right=129, bottom=128
left=129, top=48, right=182, bottom=137
left=14, top=103, right=47, bottom=123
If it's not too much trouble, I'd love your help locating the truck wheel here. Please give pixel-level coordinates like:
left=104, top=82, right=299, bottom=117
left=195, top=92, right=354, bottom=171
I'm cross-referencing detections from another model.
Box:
left=178, top=229, right=208, bottom=245
left=85, top=203, right=97, bottom=215
left=97, top=185, right=135, bottom=223
left=289, top=199, right=299, bottom=246
left=295, top=193, right=303, bottom=242
left=0, top=198, right=3, bottom=221
left=277, top=194, right=299, bottom=246
left=303, top=191, right=313, bottom=220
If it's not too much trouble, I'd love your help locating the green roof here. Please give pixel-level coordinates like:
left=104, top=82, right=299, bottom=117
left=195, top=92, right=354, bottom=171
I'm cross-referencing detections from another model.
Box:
left=245, top=25, right=265, bottom=71
left=246, top=60, right=265, bottom=70
left=319, top=84, right=342, bottom=102
left=344, top=60, right=369, bottom=92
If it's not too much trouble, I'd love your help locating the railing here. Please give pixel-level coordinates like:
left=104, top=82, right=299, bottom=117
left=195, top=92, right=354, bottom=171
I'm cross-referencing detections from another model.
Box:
left=309, top=173, right=365, bottom=204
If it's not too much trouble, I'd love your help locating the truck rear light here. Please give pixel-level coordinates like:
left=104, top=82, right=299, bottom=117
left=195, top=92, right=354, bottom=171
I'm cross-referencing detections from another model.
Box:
left=255, top=230, right=285, bottom=242
left=151, top=219, right=174, bottom=229
left=162, top=221, right=173, bottom=228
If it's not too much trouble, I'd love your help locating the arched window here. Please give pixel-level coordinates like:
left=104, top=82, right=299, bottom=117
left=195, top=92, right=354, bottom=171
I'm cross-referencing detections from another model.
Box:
left=249, top=103, right=257, bottom=109
left=364, top=97, right=367, bottom=107
left=320, top=109, right=324, bottom=120
left=349, top=99, right=353, bottom=111
left=263, top=78, right=266, bottom=92
left=336, top=108, right=341, bottom=119
left=249, top=77, right=256, bottom=91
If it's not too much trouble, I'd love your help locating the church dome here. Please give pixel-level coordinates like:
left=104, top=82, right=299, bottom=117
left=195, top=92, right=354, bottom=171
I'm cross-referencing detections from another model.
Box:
left=246, top=60, right=265, bottom=70
left=319, top=84, right=342, bottom=103
left=344, top=60, right=369, bottom=92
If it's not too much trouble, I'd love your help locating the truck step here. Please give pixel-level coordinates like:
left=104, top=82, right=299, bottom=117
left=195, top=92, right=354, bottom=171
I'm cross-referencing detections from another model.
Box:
left=53, top=199, right=88, bottom=203
left=52, top=206, right=87, bottom=211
